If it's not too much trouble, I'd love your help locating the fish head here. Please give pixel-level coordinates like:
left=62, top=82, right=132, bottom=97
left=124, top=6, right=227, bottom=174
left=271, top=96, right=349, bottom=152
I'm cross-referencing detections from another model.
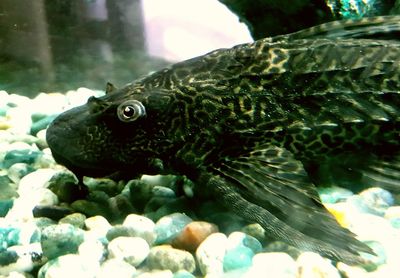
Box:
left=46, top=85, right=175, bottom=179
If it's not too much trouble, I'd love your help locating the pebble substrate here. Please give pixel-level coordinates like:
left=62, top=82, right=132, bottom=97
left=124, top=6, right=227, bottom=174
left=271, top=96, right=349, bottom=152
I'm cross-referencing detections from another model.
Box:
left=0, top=88, right=399, bottom=278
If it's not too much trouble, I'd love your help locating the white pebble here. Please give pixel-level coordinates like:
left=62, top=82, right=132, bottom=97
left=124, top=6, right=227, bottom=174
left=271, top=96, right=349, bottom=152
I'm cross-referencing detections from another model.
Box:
left=5, top=271, right=27, bottom=278
left=1, top=243, right=43, bottom=276
left=296, top=252, right=340, bottom=278
left=7, top=163, right=30, bottom=184
left=0, top=90, right=9, bottom=107
left=18, top=169, right=57, bottom=196
left=66, top=87, right=103, bottom=108
left=37, top=188, right=58, bottom=206
left=31, top=92, right=67, bottom=115
left=85, top=216, right=112, bottom=239
left=135, top=270, right=173, bottom=278
left=97, top=259, right=136, bottom=278
left=5, top=196, right=36, bottom=221
left=38, top=254, right=99, bottom=278
left=123, top=214, right=156, bottom=245
left=108, top=236, right=150, bottom=267
left=336, top=262, right=368, bottom=278
left=6, top=107, right=32, bottom=135
left=244, top=252, right=296, bottom=278
left=36, top=129, right=48, bottom=148
left=196, top=233, right=228, bottom=276
left=7, top=94, right=31, bottom=107
left=347, top=213, right=394, bottom=242
left=79, top=239, right=106, bottom=263
left=384, top=206, right=400, bottom=220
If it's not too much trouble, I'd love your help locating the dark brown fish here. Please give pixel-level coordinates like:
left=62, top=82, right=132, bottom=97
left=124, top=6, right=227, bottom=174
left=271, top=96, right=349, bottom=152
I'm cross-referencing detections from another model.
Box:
left=46, top=16, right=400, bottom=264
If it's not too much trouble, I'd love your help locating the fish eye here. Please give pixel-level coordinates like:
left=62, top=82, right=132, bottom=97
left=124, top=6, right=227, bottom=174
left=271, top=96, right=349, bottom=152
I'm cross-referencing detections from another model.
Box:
left=117, top=100, right=146, bottom=122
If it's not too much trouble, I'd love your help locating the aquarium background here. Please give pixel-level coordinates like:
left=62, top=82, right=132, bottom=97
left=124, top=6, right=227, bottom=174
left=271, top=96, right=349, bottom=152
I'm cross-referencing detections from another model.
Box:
left=1, top=0, right=398, bottom=97
left=0, top=0, right=253, bottom=97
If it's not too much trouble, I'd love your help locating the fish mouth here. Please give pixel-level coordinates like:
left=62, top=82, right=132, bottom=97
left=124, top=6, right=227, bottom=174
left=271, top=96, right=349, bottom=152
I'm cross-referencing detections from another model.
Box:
left=46, top=107, right=115, bottom=178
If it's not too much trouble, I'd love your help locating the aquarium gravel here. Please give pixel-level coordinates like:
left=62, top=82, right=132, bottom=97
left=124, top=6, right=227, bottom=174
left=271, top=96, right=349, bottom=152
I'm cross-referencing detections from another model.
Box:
left=0, top=88, right=399, bottom=277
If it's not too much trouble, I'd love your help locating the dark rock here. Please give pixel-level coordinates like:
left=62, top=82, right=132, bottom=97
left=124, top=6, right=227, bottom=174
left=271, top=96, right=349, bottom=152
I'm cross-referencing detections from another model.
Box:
left=33, top=205, right=74, bottom=221
left=47, top=170, right=87, bottom=203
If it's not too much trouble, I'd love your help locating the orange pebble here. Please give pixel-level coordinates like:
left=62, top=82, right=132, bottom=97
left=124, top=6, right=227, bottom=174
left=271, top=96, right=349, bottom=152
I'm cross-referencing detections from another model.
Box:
left=172, top=221, right=218, bottom=252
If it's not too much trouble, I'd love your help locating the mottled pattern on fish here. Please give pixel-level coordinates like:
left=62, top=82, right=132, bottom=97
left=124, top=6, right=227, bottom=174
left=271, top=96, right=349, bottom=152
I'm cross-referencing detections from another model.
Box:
left=46, top=16, right=400, bottom=264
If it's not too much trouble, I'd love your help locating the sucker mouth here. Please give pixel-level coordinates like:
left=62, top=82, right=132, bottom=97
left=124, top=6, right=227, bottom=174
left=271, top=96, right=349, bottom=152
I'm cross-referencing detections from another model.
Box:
left=48, top=146, right=117, bottom=178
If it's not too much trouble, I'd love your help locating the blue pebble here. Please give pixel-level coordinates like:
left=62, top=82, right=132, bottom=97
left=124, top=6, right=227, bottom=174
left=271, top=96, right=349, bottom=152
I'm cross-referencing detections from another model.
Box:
left=6, top=228, right=21, bottom=246
left=223, top=246, right=254, bottom=272
left=0, top=227, right=21, bottom=249
left=154, top=213, right=192, bottom=244
left=242, top=234, right=262, bottom=254
left=318, top=187, right=353, bottom=204
left=0, top=108, right=7, bottom=117
left=359, top=188, right=394, bottom=216
left=390, top=218, right=400, bottom=229
left=361, top=240, right=386, bottom=271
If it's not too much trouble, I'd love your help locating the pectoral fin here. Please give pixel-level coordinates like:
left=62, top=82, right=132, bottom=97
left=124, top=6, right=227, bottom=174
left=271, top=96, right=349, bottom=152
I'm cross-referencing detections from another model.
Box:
left=201, top=144, right=373, bottom=264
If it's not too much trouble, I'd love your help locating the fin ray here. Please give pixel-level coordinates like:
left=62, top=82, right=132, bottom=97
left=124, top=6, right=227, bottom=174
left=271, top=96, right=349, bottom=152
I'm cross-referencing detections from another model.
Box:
left=207, top=145, right=373, bottom=263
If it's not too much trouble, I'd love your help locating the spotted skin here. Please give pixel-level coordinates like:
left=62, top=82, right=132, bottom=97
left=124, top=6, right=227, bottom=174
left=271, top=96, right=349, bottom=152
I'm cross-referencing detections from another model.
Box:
left=46, top=16, right=400, bottom=264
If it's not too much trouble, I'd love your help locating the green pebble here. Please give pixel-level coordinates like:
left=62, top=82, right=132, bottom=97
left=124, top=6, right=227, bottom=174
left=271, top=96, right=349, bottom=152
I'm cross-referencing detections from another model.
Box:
left=152, top=186, right=176, bottom=198
left=108, top=194, right=137, bottom=221
left=149, top=198, right=194, bottom=222
left=0, top=175, right=18, bottom=200
left=59, top=213, right=87, bottom=229
left=0, top=200, right=13, bottom=217
left=30, top=228, right=41, bottom=243
left=3, top=149, right=41, bottom=168
left=40, top=224, right=84, bottom=260
left=0, top=250, right=18, bottom=266
left=30, top=114, right=57, bottom=135
left=241, top=224, right=266, bottom=243
left=71, top=199, right=110, bottom=218
left=83, top=177, right=120, bottom=196
left=128, top=179, right=155, bottom=210
left=34, top=217, right=57, bottom=230
left=106, top=225, right=136, bottom=241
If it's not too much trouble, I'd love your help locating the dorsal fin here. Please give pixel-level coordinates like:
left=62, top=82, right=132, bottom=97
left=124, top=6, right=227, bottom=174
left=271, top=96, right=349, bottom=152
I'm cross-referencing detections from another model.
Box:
left=270, top=15, right=400, bottom=41
left=105, top=82, right=117, bottom=94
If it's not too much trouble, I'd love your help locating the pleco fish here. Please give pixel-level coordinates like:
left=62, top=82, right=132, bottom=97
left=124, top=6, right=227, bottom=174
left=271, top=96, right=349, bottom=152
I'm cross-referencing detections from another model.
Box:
left=46, top=16, right=400, bottom=264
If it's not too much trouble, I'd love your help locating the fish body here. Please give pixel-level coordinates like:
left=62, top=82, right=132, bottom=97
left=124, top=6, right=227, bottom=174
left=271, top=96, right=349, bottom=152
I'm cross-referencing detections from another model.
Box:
left=46, top=16, right=400, bottom=263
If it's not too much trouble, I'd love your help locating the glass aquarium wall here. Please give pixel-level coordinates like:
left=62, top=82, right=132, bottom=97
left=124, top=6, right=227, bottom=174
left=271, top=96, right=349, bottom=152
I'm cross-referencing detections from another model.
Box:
left=0, top=0, right=252, bottom=97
